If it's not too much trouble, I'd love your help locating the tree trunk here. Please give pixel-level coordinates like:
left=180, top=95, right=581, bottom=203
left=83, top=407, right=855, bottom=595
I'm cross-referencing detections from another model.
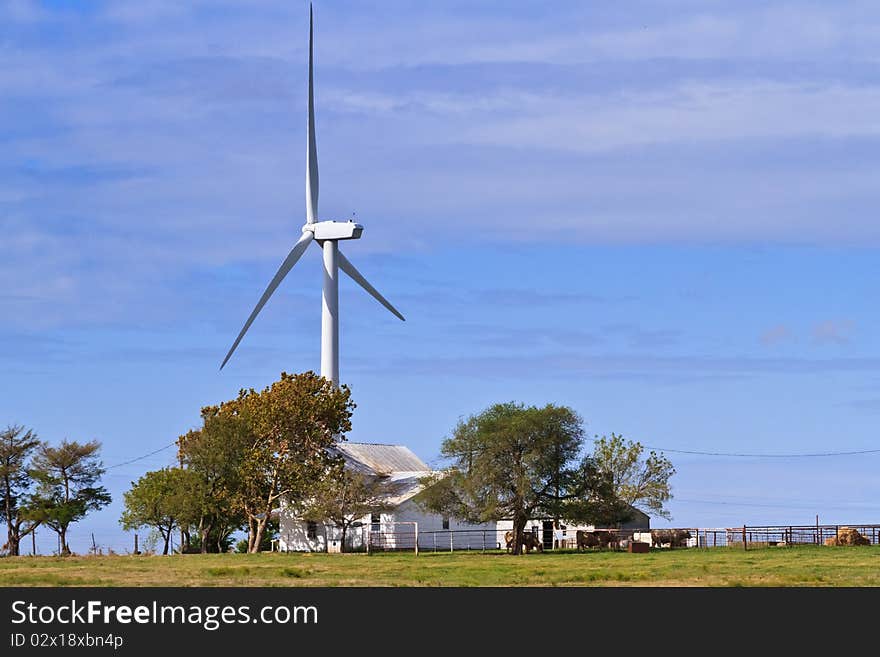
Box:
left=5, top=485, right=18, bottom=556
left=340, top=525, right=348, bottom=554
left=200, top=526, right=210, bottom=554
left=246, top=518, right=257, bottom=553
left=198, top=517, right=213, bottom=554
left=512, top=514, right=528, bottom=556
left=59, top=525, right=70, bottom=556
left=217, top=526, right=232, bottom=554
left=251, top=517, right=268, bottom=554
left=161, top=529, right=170, bottom=555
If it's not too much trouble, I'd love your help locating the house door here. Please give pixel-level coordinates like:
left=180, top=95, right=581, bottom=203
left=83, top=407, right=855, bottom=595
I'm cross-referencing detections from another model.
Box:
left=542, top=521, right=554, bottom=550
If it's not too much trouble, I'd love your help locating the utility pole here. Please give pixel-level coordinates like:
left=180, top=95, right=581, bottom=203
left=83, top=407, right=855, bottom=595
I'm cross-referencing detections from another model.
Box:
left=178, top=445, right=186, bottom=552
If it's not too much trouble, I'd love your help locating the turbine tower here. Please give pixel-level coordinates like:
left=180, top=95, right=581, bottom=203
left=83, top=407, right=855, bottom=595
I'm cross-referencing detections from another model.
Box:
left=220, top=4, right=405, bottom=385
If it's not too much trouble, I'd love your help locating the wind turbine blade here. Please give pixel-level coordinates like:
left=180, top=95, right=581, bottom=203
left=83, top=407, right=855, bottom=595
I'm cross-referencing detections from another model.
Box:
left=305, top=3, right=319, bottom=224
left=338, top=250, right=405, bottom=321
left=220, top=231, right=315, bottom=369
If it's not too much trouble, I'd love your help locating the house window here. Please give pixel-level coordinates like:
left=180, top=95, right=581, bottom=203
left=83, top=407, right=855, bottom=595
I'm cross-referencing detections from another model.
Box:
left=442, top=516, right=450, bottom=530
left=371, top=513, right=380, bottom=532
left=306, top=521, right=317, bottom=540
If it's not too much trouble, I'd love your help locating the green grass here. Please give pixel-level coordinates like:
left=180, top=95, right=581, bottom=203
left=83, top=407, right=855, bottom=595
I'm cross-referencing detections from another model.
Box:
left=1, top=546, right=878, bottom=587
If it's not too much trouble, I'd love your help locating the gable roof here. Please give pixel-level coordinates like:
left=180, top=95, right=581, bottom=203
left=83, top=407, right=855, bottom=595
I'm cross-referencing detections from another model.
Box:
left=334, top=442, right=431, bottom=476
left=328, top=443, right=435, bottom=507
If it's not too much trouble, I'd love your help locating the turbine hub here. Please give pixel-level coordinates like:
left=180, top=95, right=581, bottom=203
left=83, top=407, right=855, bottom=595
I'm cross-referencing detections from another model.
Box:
left=304, top=220, right=363, bottom=241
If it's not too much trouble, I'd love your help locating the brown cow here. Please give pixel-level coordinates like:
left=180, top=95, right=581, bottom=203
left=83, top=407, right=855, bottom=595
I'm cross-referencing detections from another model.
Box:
left=504, top=530, right=544, bottom=554
left=650, top=529, right=691, bottom=548
left=576, top=529, right=616, bottom=551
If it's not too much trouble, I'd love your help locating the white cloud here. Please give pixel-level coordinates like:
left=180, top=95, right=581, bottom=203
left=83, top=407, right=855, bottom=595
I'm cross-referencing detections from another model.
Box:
left=464, top=82, right=880, bottom=153
left=6, top=2, right=880, bottom=328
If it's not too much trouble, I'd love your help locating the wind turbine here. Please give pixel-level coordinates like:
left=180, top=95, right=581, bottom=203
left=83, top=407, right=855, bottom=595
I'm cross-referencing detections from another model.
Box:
left=220, top=4, right=405, bottom=385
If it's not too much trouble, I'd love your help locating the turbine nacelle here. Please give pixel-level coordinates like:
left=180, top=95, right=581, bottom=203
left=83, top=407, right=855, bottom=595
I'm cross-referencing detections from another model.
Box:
left=305, top=220, right=363, bottom=241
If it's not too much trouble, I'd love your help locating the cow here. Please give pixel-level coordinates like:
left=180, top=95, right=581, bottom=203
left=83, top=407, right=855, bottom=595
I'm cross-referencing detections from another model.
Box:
left=504, top=530, right=543, bottom=554
left=576, top=529, right=616, bottom=551
left=650, top=529, right=691, bottom=548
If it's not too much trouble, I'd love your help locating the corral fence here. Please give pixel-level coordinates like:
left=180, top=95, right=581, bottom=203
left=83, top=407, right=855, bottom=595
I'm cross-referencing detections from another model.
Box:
left=700, top=523, right=880, bottom=549
left=362, top=523, right=880, bottom=553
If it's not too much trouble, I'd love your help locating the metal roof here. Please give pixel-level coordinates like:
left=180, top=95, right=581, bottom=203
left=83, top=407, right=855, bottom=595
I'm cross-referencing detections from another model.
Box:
left=334, top=442, right=430, bottom=475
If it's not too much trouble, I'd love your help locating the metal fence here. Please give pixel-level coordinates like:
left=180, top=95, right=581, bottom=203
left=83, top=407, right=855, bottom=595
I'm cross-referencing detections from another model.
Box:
left=697, top=524, right=880, bottom=548
left=362, top=524, right=880, bottom=553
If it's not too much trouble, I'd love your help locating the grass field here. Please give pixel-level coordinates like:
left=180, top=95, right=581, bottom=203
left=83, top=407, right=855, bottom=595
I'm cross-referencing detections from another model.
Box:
left=1, top=546, right=879, bottom=587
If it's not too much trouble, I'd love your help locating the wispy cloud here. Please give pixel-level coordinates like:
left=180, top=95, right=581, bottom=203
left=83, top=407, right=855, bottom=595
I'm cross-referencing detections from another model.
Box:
left=601, top=324, right=681, bottom=349
left=760, top=324, right=793, bottom=346
left=366, top=352, right=880, bottom=381
left=842, top=398, right=880, bottom=413
left=812, top=319, right=854, bottom=345
left=5, top=1, right=880, bottom=331
left=3, top=0, right=48, bottom=23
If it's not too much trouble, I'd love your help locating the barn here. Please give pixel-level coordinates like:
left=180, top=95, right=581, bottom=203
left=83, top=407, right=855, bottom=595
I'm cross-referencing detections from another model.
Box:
left=277, top=442, right=497, bottom=552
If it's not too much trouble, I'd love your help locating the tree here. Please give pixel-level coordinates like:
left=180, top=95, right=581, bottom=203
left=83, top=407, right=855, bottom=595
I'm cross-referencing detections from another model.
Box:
left=177, top=413, right=249, bottom=553
left=301, top=467, right=397, bottom=553
left=29, top=439, right=111, bottom=555
left=418, top=403, right=627, bottom=554
left=211, top=371, right=354, bottom=553
left=0, top=425, right=41, bottom=556
left=591, top=433, right=676, bottom=520
left=120, top=468, right=198, bottom=555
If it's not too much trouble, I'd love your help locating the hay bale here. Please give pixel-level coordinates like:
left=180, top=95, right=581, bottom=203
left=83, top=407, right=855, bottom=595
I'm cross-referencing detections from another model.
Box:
left=827, top=527, right=871, bottom=547
left=837, top=527, right=871, bottom=545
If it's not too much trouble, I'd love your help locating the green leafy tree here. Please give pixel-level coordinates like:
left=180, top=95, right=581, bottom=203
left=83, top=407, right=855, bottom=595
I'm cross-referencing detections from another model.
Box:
left=302, top=467, right=397, bottom=553
left=0, top=425, right=41, bottom=556
left=418, top=403, right=627, bottom=554
left=120, top=467, right=199, bottom=555
left=29, top=439, right=111, bottom=555
left=177, top=413, right=250, bottom=553
left=591, top=434, right=676, bottom=520
left=212, top=371, right=354, bottom=553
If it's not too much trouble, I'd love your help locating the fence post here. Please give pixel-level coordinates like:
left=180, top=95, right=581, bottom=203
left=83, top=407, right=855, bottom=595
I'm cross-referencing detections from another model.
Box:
left=482, top=530, right=486, bottom=552
left=414, top=522, right=418, bottom=556
left=742, top=525, right=747, bottom=551
left=450, top=531, right=453, bottom=553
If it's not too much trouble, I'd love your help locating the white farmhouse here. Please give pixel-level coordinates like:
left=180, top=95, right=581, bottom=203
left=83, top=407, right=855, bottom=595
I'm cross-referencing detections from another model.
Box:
left=278, top=442, right=498, bottom=552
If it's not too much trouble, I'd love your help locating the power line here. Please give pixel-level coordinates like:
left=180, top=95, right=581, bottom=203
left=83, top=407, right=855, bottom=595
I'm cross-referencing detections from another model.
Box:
left=644, top=445, right=880, bottom=458
left=105, top=441, right=178, bottom=470
left=673, top=497, right=878, bottom=511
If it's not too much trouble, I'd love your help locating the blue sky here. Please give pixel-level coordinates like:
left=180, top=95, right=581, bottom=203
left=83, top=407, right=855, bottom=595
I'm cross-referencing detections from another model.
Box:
left=2, top=0, right=880, bottom=553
